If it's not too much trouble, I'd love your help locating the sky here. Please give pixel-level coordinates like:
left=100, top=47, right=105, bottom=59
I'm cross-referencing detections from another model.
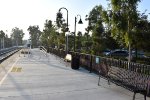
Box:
left=0, top=0, right=149, bottom=40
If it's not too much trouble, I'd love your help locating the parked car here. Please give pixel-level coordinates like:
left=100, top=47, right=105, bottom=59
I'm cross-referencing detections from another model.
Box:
left=131, top=51, right=147, bottom=58
left=102, top=49, right=111, bottom=56
left=132, top=51, right=145, bottom=58
left=106, top=50, right=129, bottom=57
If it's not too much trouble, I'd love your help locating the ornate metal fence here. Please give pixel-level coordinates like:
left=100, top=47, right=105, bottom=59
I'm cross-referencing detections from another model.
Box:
left=48, top=48, right=150, bottom=75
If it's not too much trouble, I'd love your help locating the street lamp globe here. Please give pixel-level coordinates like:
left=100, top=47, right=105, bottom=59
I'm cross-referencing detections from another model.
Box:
left=78, top=18, right=83, bottom=24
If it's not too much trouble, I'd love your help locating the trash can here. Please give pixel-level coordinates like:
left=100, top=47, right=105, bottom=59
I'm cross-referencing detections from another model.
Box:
left=71, top=55, right=80, bottom=70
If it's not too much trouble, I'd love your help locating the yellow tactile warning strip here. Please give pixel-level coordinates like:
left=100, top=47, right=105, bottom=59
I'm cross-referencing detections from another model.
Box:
left=11, top=67, right=22, bottom=72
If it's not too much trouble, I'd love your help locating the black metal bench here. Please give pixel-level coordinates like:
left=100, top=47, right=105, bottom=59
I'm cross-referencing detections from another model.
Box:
left=98, top=61, right=150, bottom=100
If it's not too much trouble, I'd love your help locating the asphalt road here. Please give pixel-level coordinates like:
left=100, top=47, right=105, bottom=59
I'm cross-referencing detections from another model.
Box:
left=0, top=48, right=147, bottom=100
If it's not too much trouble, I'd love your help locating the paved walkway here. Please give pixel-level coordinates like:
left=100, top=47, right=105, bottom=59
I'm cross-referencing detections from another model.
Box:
left=0, top=48, right=148, bottom=100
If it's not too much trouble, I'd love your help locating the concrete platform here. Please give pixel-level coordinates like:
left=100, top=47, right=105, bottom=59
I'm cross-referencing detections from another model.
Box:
left=0, top=48, right=148, bottom=100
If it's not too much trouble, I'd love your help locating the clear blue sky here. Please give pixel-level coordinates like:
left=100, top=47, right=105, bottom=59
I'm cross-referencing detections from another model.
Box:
left=0, top=0, right=149, bottom=39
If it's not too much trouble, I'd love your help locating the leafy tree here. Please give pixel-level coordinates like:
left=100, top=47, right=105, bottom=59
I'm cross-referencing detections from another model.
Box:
left=0, top=30, right=5, bottom=48
left=0, top=30, right=13, bottom=48
left=67, top=32, right=74, bottom=51
left=56, top=12, right=69, bottom=32
left=101, top=9, right=120, bottom=50
left=108, top=0, right=141, bottom=61
left=0, top=30, right=5, bottom=49
left=27, top=25, right=41, bottom=48
left=41, top=20, right=57, bottom=48
left=0, top=30, right=5, bottom=38
left=131, top=12, right=150, bottom=53
left=56, top=12, right=63, bottom=28
left=86, top=5, right=119, bottom=55
left=82, top=32, right=93, bottom=53
left=56, top=11, right=69, bottom=50
left=92, top=19, right=105, bottom=55
left=87, top=5, right=109, bottom=55
left=11, top=27, right=24, bottom=46
left=5, top=34, right=12, bottom=48
left=83, top=15, right=93, bottom=53
left=86, top=5, right=103, bottom=32
left=76, top=31, right=82, bottom=51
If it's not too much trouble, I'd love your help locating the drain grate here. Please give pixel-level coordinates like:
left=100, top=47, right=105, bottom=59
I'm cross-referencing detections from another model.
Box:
left=11, top=67, right=22, bottom=72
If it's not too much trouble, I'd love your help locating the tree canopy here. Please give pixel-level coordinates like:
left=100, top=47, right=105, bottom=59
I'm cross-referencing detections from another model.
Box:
left=11, top=27, right=24, bottom=46
left=27, top=25, right=41, bottom=48
left=41, top=20, right=57, bottom=48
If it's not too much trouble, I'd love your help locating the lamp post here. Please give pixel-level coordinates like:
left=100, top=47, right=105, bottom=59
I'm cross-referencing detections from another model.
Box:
left=74, top=15, right=83, bottom=52
left=58, top=7, right=69, bottom=32
left=58, top=7, right=69, bottom=54
left=65, top=31, right=70, bottom=54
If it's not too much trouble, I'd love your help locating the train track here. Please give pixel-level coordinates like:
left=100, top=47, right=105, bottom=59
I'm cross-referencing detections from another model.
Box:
left=0, top=47, right=21, bottom=63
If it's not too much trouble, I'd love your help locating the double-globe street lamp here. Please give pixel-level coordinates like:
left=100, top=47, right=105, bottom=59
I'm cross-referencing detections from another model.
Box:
left=58, top=8, right=83, bottom=53
left=74, top=15, right=83, bottom=52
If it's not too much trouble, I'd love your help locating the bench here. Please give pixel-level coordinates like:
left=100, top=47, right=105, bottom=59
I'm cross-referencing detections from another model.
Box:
left=98, top=61, right=150, bottom=100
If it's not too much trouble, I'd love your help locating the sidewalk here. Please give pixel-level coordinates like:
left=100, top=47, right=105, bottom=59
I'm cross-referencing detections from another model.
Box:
left=0, top=48, right=147, bottom=100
